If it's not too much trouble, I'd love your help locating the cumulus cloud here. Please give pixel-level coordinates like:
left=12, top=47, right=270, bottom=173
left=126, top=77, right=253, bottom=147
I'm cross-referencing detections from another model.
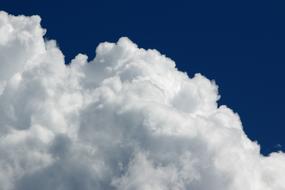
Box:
left=0, top=11, right=284, bottom=190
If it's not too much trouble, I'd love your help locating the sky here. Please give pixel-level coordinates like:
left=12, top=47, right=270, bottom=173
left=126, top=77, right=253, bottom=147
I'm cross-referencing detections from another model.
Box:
left=2, top=0, right=282, bottom=155
left=1, top=1, right=285, bottom=189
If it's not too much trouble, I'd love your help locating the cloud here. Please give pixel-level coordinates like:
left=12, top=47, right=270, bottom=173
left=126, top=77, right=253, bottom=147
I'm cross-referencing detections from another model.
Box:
left=0, top=11, right=284, bottom=190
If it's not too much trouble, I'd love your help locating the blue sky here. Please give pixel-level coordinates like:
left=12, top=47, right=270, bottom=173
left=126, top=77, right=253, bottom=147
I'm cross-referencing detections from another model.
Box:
left=2, top=0, right=285, bottom=155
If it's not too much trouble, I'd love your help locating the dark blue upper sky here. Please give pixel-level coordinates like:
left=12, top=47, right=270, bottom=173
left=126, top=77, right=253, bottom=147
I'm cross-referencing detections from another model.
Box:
left=1, top=0, right=285, bottom=155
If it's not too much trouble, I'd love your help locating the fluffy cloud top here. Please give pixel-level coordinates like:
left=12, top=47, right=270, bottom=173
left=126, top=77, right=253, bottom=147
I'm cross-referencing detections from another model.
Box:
left=0, top=11, right=284, bottom=190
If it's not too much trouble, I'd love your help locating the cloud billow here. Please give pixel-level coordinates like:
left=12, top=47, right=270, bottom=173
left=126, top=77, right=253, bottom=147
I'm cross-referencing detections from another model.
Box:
left=0, top=11, right=284, bottom=190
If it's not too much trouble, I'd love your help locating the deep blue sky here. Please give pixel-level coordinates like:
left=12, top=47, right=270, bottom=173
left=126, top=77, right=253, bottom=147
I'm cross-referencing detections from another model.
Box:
left=1, top=0, right=285, bottom=155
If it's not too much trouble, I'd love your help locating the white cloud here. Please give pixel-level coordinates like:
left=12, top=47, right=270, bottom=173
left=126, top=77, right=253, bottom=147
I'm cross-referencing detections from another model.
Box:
left=0, top=11, right=284, bottom=190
